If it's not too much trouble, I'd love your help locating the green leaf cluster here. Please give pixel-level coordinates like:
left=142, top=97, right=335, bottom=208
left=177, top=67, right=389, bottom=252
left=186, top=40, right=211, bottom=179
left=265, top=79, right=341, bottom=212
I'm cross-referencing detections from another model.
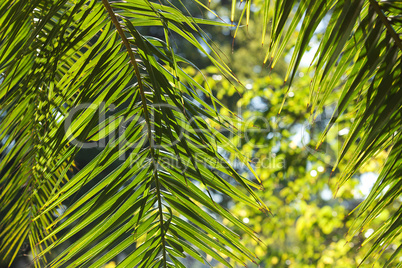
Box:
left=0, top=0, right=264, bottom=267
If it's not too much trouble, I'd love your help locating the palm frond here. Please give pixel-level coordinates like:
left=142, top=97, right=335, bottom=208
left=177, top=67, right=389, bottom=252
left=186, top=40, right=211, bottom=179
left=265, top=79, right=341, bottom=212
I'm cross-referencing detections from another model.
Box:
left=0, top=0, right=265, bottom=267
left=255, top=0, right=402, bottom=264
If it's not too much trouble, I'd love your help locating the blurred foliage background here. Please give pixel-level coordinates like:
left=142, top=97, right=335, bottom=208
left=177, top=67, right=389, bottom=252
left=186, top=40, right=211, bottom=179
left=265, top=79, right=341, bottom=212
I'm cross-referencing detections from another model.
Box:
left=208, top=71, right=400, bottom=267
left=179, top=0, right=402, bottom=267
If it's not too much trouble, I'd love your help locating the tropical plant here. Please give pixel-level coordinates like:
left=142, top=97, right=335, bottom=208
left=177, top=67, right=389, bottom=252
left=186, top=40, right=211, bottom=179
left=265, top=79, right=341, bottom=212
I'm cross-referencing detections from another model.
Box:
left=216, top=68, right=400, bottom=267
left=0, top=0, right=401, bottom=268
left=0, top=0, right=267, bottom=267
left=258, top=0, right=402, bottom=265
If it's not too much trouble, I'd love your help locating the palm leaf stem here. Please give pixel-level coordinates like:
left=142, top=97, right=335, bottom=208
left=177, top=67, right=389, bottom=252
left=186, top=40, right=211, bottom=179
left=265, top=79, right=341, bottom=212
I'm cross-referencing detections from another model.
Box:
left=101, top=0, right=167, bottom=266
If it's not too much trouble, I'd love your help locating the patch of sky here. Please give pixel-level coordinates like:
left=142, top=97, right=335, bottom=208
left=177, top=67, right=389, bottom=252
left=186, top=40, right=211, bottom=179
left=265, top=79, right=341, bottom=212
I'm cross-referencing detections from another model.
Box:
left=357, top=172, right=378, bottom=198
left=290, top=123, right=310, bottom=148
left=321, top=184, right=332, bottom=201
left=285, top=14, right=330, bottom=67
left=249, top=96, right=268, bottom=112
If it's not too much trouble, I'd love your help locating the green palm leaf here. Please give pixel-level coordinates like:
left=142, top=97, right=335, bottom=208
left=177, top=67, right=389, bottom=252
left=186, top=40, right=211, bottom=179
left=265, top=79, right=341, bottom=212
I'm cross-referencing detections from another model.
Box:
left=0, top=0, right=265, bottom=267
left=255, top=0, right=402, bottom=265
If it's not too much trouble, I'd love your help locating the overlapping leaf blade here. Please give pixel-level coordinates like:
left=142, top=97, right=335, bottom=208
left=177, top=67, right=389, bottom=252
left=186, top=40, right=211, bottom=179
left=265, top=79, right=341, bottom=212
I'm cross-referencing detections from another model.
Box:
left=1, top=0, right=265, bottom=267
left=252, top=0, right=402, bottom=264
